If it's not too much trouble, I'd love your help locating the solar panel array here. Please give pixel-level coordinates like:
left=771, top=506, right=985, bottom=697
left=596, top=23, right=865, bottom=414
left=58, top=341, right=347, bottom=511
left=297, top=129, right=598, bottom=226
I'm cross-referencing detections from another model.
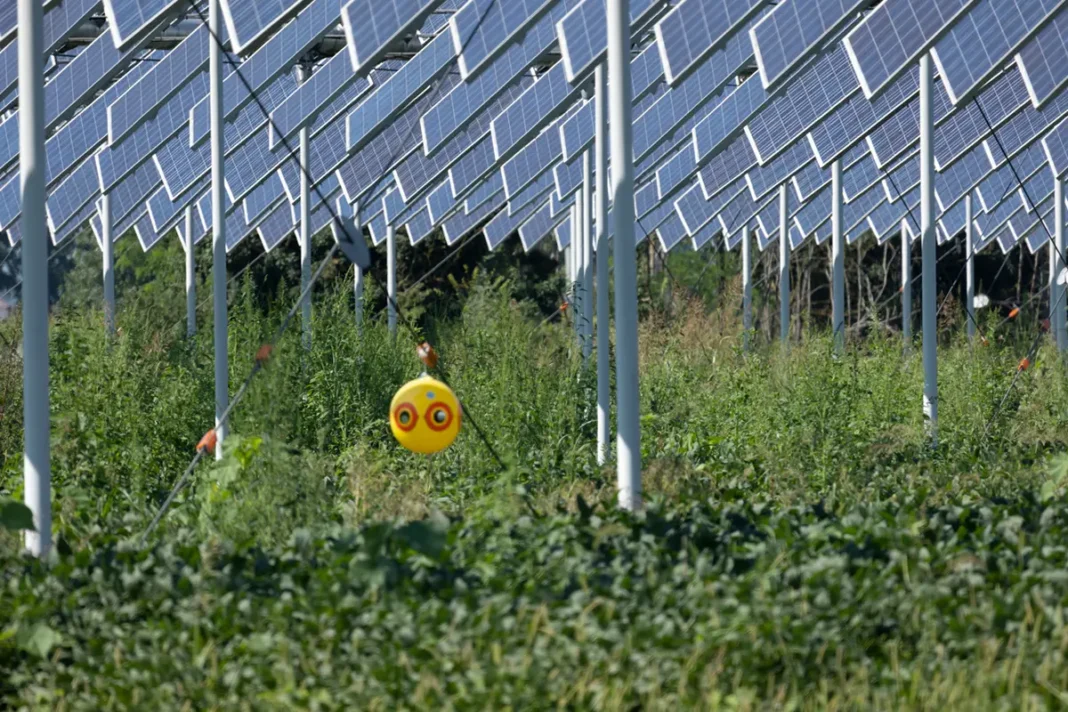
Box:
left=2, top=0, right=1064, bottom=269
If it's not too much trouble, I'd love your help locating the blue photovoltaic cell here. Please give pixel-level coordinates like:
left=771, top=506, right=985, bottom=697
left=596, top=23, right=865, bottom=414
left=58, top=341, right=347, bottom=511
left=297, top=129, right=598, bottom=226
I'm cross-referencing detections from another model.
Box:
left=44, top=28, right=146, bottom=132
left=422, top=10, right=559, bottom=154
left=632, top=44, right=667, bottom=102
left=343, top=0, right=441, bottom=70
left=655, top=0, right=766, bottom=86
left=221, top=0, right=311, bottom=55
left=270, top=53, right=379, bottom=149
left=509, top=172, right=555, bottom=215
left=931, top=0, right=1064, bottom=106
left=191, top=0, right=343, bottom=146
left=745, top=139, right=815, bottom=200
left=46, top=159, right=100, bottom=235
left=1016, top=8, right=1068, bottom=108
left=397, top=78, right=530, bottom=203
left=490, top=63, right=582, bottom=161
left=450, top=0, right=560, bottom=79
left=656, top=213, right=689, bottom=252
left=843, top=0, right=978, bottom=100
left=633, top=21, right=753, bottom=162
left=97, top=72, right=209, bottom=193
left=697, top=134, right=758, bottom=200
left=426, top=180, right=457, bottom=226
left=518, top=200, right=562, bottom=251
left=556, top=0, right=661, bottom=84
left=484, top=190, right=546, bottom=249
left=256, top=200, right=295, bottom=252
left=503, top=123, right=566, bottom=198
left=0, top=0, right=100, bottom=101
left=806, top=68, right=920, bottom=167
left=347, top=32, right=457, bottom=153
left=382, top=187, right=408, bottom=226
left=936, top=144, right=993, bottom=211
left=109, top=158, right=163, bottom=227
left=655, top=146, right=698, bottom=202
left=1043, top=114, right=1068, bottom=175
left=404, top=206, right=435, bottom=245
left=103, top=0, right=185, bottom=52
left=441, top=192, right=503, bottom=245
left=196, top=191, right=254, bottom=253
left=449, top=133, right=497, bottom=198
left=555, top=214, right=571, bottom=249
left=147, top=177, right=207, bottom=234
left=243, top=173, right=287, bottom=224
left=334, top=96, right=428, bottom=206
left=552, top=157, right=583, bottom=201
left=692, top=74, right=770, bottom=167
left=988, top=84, right=1068, bottom=166
left=744, top=45, right=858, bottom=165
left=134, top=214, right=167, bottom=251
left=466, top=172, right=506, bottom=213
left=108, top=24, right=209, bottom=145
left=750, top=0, right=866, bottom=90
left=50, top=200, right=96, bottom=247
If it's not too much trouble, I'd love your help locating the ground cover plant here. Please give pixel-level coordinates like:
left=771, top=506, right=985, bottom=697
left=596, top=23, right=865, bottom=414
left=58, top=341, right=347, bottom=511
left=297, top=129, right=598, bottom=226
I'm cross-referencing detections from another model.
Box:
left=2, top=235, right=1068, bottom=709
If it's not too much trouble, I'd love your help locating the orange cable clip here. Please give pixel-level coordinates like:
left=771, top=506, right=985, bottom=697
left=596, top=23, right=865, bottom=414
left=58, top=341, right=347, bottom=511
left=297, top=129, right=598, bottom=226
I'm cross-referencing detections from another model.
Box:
left=1008, top=307, right=1021, bottom=319
left=196, top=430, right=218, bottom=455
left=1018, top=357, right=1031, bottom=372
left=417, top=341, right=439, bottom=369
left=255, top=344, right=273, bottom=366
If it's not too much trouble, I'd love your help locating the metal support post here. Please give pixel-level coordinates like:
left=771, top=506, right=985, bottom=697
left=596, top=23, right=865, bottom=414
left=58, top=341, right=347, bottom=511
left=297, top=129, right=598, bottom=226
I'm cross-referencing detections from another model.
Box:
left=920, top=53, right=938, bottom=446
left=19, top=0, right=50, bottom=556
left=831, top=160, right=844, bottom=353
left=742, top=224, right=752, bottom=352
left=185, top=205, right=196, bottom=337
left=1055, top=178, right=1066, bottom=350
left=101, top=192, right=115, bottom=338
left=594, top=64, right=611, bottom=465
left=210, top=0, right=228, bottom=460
left=386, top=225, right=397, bottom=340
left=581, top=149, right=593, bottom=360
left=965, top=194, right=975, bottom=343
left=779, top=183, right=790, bottom=344
left=300, top=122, right=311, bottom=351
left=902, top=221, right=912, bottom=347
left=608, top=0, right=640, bottom=510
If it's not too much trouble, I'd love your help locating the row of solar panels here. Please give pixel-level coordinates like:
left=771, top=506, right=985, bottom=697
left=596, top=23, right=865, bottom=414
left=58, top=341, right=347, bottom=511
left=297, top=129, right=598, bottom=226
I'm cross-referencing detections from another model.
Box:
left=1, top=0, right=1067, bottom=268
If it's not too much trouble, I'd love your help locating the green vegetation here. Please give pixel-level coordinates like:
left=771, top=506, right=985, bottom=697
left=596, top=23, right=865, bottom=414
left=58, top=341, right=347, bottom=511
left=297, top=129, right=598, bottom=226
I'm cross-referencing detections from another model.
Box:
left=3, top=232, right=1068, bottom=709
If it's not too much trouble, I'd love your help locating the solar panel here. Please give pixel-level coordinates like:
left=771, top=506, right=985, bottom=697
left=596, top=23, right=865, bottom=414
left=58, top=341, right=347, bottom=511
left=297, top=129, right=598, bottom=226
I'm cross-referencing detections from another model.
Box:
left=404, top=205, right=435, bottom=245
left=745, top=45, right=858, bottom=165
left=843, top=0, right=979, bottom=100
left=47, top=158, right=100, bottom=237
left=518, top=199, right=567, bottom=250
left=422, top=10, right=559, bottom=155
left=656, top=213, right=689, bottom=252
left=190, top=0, right=343, bottom=147
left=0, top=0, right=100, bottom=102
left=97, top=72, right=210, bottom=193
left=655, top=146, right=699, bottom=202
left=697, top=134, right=758, bottom=200
left=221, top=0, right=313, bottom=55
left=634, top=22, right=753, bottom=162
left=745, top=138, right=815, bottom=201
left=484, top=189, right=548, bottom=249
left=270, top=54, right=380, bottom=150
left=108, top=157, right=163, bottom=227
left=243, top=173, right=287, bottom=224
left=343, top=0, right=442, bottom=71
left=988, top=84, right=1068, bottom=165
left=556, top=0, right=663, bottom=84
left=148, top=179, right=207, bottom=235
left=196, top=190, right=254, bottom=253
left=692, top=74, right=770, bottom=168
left=256, top=199, right=296, bottom=252
left=49, top=200, right=95, bottom=246
left=654, top=0, right=767, bottom=86
left=108, top=24, right=210, bottom=145
left=441, top=191, right=503, bottom=245
left=103, top=0, right=187, bottom=52
left=750, top=0, right=866, bottom=91
left=334, top=97, right=427, bottom=206
left=1016, top=8, right=1068, bottom=108
left=346, top=30, right=456, bottom=154
left=931, top=0, right=1064, bottom=106
left=450, top=0, right=561, bottom=80
left=491, top=63, right=584, bottom=161
left=44, top=27, right=149, bottom=132
left=134, top=213, right=168, bottom=251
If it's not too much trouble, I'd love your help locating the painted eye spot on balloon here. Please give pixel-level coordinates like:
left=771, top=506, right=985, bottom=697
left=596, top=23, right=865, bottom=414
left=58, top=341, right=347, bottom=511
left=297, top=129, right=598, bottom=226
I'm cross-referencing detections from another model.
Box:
left=426, top=391, right=436, bottom=399
left=425, top=403, right=454, bottom=432
left=394, top=403, right=418, bottom=432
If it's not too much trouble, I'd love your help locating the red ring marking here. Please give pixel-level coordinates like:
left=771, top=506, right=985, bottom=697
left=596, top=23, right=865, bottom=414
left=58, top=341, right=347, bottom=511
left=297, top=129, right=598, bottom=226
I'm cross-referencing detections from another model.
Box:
left=424, top=402, right=454, bottom=432
left=393, top=403, right=418, bottom=432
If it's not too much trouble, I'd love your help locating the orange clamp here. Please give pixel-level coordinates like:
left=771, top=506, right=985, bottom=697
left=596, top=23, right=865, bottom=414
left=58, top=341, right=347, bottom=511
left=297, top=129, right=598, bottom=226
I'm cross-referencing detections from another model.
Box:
left=1018, top=357, right=1031, bottom=372
left=1008, top=307, right=1021, bottom=319
left=196, top=430, right=218, bottom=455
left=255, top=344, right=273, bottom=365
left=417, top=341, right=439, bottom=369
left=560, top=302, right=569, bottom=312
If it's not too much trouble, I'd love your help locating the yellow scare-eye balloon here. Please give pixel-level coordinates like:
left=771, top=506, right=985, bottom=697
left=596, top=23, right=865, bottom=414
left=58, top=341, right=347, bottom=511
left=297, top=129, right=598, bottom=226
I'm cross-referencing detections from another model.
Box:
left=389, top=374, right=463, bottom=454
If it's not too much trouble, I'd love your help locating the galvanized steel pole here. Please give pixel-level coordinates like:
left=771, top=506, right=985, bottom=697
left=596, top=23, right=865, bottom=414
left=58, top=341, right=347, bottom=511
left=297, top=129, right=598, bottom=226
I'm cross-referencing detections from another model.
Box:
left=210, top=0, right=228, bottom=460
left=831, top=160, right=844, bottom=353
left=779, top=183, right=790, bottom=344
left=920, top=53, right=938, bottom=446
left=1054, top=178, right=1066, bottom=350
left=101, top=193, right=115, bottom=338
left=185, top=205, right=196, bottom=337
left=965, top=194, right=975, bottom=343
left=607, top=0, right=641, bottom=510
left=742, top=224, right=752, bottom=352
left=300, top=122, right=312, bottom=351
left=387, top=225, right=397, bottom=340
left=19, top=0, right=50, bottom=556
left=581, top=149, right=593, bottom=361
left=901, top=221, right=912, bottom=347
left=594, top=64, right=611, bottom=466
